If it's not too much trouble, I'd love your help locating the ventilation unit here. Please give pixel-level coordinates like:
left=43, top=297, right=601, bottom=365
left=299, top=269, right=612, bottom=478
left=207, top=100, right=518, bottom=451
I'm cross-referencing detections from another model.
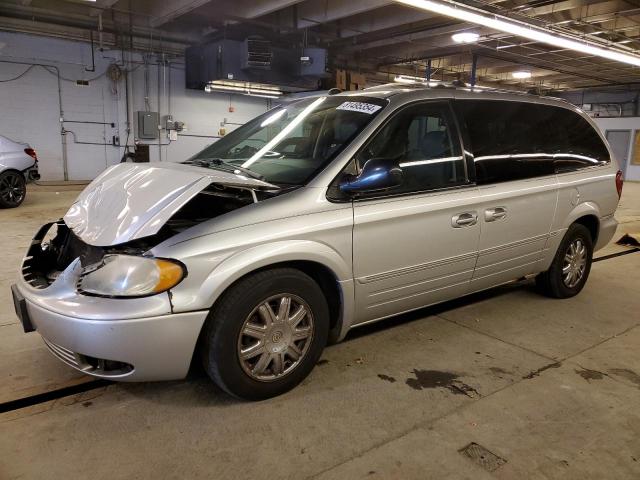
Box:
left=242, top=38, right=273, bottom=70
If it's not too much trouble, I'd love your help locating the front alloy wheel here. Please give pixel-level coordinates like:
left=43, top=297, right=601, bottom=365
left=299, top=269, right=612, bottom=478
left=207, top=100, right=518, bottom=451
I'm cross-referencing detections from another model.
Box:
left=238, top=294, right=314, bottom=381
left=201, top=268, right=329, bottom=400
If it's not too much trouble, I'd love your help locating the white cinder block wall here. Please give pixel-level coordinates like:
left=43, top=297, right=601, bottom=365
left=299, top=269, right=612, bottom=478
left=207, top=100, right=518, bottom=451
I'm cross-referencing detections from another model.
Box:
left=0, top=31, right=270, bottom=181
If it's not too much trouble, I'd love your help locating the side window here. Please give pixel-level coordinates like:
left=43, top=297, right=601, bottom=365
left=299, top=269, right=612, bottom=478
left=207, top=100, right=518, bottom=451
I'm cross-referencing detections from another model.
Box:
left=455, top=100, right=556, bottom=185
left=541, top=106, right=610, bottom=172
left=355, top=102, right=466, bottom=194
left=456, top=100, right=610, bottom=185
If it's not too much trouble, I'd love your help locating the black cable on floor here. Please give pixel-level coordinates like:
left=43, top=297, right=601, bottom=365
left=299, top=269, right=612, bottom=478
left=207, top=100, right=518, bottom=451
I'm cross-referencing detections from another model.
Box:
left=593, top=248, right=640, bottom=263
left=0, top=379, right=112, bottom=414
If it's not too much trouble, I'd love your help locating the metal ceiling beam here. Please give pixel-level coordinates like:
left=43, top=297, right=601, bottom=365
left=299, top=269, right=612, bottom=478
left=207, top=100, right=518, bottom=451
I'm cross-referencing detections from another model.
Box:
left=296, top=0, right=392, bottom=29
left=149, top=0, right=306, bottom=27
left=89, top=0, right=121, bottom=17
left=334, top=5, right=435, bottom=37
left=0, top=15, right=188, bottom=55
left=149, top=0, right=212, bottom=28
left=243, top=0, right=307, bottom=18
left=340, top=21, right=485, bottom=52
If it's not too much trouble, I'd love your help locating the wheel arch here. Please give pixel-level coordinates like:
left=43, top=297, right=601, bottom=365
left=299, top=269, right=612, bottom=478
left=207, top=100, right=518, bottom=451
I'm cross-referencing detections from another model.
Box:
left=191, top=240, right=354, bottom=344
left=563, top=201, right=602, bottom=244
left=573, top=214, right=599, bottom=245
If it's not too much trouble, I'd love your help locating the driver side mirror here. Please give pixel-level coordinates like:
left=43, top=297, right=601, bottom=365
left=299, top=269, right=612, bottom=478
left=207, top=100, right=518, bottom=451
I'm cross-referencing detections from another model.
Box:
left=339, top=158, right=404, bottom=194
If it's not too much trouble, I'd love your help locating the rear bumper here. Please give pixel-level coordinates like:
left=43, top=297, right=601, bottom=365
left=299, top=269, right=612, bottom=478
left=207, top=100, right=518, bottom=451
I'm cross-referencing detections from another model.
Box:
left=22, top=298, right=208, bottom=381
left=23, top=165, right=40, bottom=182
left=595, top=214, right=618, bottom=251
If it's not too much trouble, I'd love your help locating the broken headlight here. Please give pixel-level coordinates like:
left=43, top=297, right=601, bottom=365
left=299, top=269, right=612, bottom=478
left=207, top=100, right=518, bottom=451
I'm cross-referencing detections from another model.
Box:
left=79, top=255, right=186, bottom=298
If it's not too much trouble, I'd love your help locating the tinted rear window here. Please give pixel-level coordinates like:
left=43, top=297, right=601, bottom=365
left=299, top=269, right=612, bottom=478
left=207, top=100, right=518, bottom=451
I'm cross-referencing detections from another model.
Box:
left=456, top=100, right=610, bottom=185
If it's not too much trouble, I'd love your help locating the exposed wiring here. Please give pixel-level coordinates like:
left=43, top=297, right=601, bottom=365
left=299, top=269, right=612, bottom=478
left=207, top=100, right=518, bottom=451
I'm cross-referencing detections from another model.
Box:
left=0, top=64, right=38, bottom=82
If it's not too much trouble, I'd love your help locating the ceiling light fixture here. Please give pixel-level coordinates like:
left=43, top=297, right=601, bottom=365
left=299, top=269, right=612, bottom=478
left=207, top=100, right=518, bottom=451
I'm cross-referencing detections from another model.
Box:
left=204, top=81, right=283, bottom=98
left=394, top=0, right=640, bottom=67
left=452, top=32, right=480, bottom=43
left=394, top=75, right=440, bottom=85
left=512, top=70, right=532, bottom=79
left=394, top=74, right=423, bottom=83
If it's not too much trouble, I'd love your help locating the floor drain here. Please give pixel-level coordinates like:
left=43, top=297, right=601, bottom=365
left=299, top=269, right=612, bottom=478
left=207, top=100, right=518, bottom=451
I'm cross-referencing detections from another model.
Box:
left=459, top=442, right=507, bottom=472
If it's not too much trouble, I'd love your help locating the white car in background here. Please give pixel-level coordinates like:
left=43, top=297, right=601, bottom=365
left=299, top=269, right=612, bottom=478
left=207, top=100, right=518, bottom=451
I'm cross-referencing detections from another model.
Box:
left=0, top=135, right=40, bottom=208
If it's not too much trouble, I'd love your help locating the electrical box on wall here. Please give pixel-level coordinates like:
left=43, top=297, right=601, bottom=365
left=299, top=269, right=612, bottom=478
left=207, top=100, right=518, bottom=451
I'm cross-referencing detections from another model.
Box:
left=136, top=111, right=159, bottom=140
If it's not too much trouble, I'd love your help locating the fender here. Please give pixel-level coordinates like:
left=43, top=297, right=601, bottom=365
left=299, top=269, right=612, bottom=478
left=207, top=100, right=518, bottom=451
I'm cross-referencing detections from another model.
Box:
left=172, top=240, right=356, bottom=341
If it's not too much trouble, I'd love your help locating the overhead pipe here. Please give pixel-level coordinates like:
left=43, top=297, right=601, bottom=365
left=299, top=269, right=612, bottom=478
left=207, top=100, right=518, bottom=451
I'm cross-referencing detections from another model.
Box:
left=98, top=13, right=103, bottom=51
left=470, top=54, right=477, bottom=86
left=85, top=30, right=96, bottom=72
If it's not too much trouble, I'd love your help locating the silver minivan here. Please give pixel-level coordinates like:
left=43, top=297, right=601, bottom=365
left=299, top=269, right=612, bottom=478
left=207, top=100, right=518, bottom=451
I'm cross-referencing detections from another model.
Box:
left=12, top=84, right=623, bottom=399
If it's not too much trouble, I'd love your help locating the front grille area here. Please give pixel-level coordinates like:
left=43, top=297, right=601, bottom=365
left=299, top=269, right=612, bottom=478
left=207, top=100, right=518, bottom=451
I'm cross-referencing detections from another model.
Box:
left=21, top=221, right=104, bottom=290
left=22, top=222, right=59, bottom=289
left=42, top=337, right=134, bottom=377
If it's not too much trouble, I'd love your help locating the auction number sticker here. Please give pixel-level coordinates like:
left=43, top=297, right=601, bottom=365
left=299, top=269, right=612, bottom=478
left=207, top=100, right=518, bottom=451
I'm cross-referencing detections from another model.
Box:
left=336, top=101, right=382, bottom=114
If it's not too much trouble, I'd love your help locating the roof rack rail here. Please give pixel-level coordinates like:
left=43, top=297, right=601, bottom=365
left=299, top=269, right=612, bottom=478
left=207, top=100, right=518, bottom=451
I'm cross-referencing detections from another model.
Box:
left=364, top=80, right=552, bottom=98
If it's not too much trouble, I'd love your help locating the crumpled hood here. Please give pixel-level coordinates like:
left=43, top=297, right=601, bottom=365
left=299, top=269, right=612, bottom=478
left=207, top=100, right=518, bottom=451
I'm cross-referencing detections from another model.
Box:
left=64, top=162, right=278, bottom=246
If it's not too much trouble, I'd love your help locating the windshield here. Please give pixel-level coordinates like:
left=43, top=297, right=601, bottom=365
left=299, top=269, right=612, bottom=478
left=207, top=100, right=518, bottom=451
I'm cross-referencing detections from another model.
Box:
left=189, top=95, right=388, bottom=185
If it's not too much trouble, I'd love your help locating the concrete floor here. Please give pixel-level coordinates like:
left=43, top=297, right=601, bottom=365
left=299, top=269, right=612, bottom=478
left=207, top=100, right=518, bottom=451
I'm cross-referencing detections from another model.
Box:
left=1, top=182, right=639, bottom=479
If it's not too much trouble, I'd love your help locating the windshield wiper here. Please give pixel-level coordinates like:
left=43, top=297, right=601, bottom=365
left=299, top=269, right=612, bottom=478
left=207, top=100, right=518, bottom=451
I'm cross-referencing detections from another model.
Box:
left=185, top=158, right=265, bottom=181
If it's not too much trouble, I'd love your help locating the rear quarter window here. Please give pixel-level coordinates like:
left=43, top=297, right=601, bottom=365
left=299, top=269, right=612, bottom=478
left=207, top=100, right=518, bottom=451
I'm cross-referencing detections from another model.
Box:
left=455, top=100, right=610, bottom=185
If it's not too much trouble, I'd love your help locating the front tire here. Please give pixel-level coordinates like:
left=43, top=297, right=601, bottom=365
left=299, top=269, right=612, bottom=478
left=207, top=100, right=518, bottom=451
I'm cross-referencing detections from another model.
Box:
left=536, top=223, right=593, bottom=298
left=200, top=268, right=329, bottom=400
left=0, top=171, right=26, bottom=208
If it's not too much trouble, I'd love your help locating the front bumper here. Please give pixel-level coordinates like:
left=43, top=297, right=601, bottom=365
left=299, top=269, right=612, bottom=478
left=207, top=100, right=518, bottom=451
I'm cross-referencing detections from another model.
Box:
left=13, top=222, right=209, bottom=381
left=15, top=291, right=208, bottom=381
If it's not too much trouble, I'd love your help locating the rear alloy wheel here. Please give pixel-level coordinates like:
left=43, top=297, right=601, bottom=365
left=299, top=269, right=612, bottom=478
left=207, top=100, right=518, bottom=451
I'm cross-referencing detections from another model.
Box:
left=0, top=171, right=26, bottom=208
left=200, top=268, right=329, bottom=400
left=536, top=223, right=593, bottom=298
left=562, top=238, right=588, bottom=288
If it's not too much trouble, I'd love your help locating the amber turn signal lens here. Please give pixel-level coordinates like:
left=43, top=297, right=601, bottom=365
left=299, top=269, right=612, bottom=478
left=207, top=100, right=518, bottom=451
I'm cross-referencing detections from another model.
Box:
left=153, top=259, right=186, bottom=293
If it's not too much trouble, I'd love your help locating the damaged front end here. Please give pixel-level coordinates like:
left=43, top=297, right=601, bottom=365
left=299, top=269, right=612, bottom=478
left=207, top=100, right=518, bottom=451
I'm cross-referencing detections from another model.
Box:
left=23, top=182, right=269, bottom=292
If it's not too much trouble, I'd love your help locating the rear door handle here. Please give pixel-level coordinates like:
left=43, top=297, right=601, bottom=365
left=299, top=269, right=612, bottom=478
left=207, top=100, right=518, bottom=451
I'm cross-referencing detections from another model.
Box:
left=452, top=211, right=478, bottom=228
left=484, top=207, right=507, bottom=222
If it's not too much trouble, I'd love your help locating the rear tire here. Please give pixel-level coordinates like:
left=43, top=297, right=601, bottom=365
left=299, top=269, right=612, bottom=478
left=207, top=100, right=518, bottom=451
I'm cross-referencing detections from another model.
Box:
left=536, top=223, right=593, bottom=298
left=200, top=268, right=329, bottom=400
left=0, top=170, right=26, bottom=208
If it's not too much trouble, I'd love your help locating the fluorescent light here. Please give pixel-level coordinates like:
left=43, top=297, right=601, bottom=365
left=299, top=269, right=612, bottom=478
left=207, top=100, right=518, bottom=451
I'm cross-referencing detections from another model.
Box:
left=204, top=81, right=283, bottom=98
left=394, top=74, right=422, bottom=83
left=512, top=70, right=531, bottom=79
left=452, top=32, right=479, bottom=43
left=394, top=75, right=440, bottom=86
left=394, top=0, right=640, bottom=67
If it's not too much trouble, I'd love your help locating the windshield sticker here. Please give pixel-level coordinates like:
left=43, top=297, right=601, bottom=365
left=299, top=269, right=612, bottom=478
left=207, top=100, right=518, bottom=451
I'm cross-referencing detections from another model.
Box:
left=336, top=102, right=382, bottom=114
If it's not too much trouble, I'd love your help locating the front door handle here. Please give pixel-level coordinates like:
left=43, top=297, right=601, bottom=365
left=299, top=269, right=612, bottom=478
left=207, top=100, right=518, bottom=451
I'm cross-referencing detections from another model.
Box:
left=452, top=211, right=478, bottom=228
left=484, top=207, right=507, bottom=222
